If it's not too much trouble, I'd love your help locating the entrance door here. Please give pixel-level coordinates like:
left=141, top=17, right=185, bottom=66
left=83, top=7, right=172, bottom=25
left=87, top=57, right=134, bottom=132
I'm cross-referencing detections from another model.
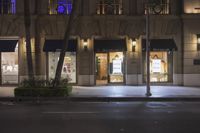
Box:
left=96, top=53, right=108, bottom=85
left=95, top=52, right=124, bottom=85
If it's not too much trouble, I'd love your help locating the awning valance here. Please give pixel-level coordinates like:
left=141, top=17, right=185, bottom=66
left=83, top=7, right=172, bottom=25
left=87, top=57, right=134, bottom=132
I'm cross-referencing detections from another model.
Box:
left=0, top=40, right=18, bottom=52
left=43, top=39, right=77, bottom=52
left=94, top=39, right=127, bottom=52
left=142, top=39, right=178, bottom=51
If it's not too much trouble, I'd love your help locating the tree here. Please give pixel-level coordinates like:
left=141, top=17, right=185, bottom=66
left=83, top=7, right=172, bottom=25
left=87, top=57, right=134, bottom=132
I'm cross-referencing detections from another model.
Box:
left=53, top=0, right=81, bottom=87
left=24, top=0, right=35, bottom=81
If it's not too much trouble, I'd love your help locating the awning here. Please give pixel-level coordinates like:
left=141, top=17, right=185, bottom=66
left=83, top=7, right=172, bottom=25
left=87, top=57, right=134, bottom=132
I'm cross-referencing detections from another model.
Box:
left=43, top=39, right=77, bottom=52
left=0, top=40, right=18, bottom=52
left=142, top=39, right=178, bottom=51
left=94, top=39, right=127, bottom=52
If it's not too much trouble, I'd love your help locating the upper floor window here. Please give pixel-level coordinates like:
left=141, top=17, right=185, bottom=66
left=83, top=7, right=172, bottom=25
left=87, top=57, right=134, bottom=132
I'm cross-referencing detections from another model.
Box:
left=145, top=0, right=170, bottom=15
left=184, top=0, right=200, bottom=14
left=0, top=0, right=16, bottom=14
left=49, top=0, right=72, bottom=15
left=97, top=0, right=123, bottom=15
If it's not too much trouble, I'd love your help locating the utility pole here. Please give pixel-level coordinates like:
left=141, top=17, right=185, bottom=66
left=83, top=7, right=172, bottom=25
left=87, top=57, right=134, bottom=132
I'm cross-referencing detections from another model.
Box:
left=145, top=0, right=152, bottom=96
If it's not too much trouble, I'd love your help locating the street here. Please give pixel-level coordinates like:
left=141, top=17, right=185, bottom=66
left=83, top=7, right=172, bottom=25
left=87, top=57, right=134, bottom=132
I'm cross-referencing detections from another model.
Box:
left=1, top=101, right=200, bottom=133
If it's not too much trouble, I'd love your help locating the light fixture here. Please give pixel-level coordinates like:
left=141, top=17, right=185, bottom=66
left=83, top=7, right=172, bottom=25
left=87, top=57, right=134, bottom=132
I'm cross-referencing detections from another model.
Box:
left=132, top=39, right=136, bottom=52
left=197, top=34, right=200, bottom=51
left=83, top=39, right=88, bottom=51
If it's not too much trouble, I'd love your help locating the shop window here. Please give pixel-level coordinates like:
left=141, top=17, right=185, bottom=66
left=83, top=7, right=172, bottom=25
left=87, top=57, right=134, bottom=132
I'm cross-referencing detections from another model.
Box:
left=184, top=0, right=200, bottom=14
left=97, top=0, right=123, bottom=15
left=109, top=52, right=124, bottom=83
left=0, top=0, right=16, bottom=14
left=1, top=43, right=18, bottom=84
left=145, top=0, right=170, bottom=15
left=48, top=52, right=76, bottom=83
left=150, top=52, right=168, bottom=82
left=49, top=0, right=72, bottom=15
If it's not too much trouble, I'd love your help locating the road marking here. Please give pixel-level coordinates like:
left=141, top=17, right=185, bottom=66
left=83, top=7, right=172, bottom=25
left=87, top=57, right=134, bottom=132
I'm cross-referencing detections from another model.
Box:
left=43, top=111, right=100, bottom=114
left=0, top=102, right=14, bottom=106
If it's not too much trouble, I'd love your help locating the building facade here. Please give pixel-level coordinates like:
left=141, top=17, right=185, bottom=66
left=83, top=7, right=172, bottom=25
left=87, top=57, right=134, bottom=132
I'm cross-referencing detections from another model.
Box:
left=0, top=0, right=200, bottom=86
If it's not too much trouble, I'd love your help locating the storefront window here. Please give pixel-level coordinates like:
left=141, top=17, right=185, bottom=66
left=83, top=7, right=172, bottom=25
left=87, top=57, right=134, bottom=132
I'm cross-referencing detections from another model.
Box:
left=150, top=52, right=168, bottom=82
left=109, top=52, right=123, bottom=83
left=1, top=43, right=18, bottom=84
left=48, top=52, right=76, bottom=83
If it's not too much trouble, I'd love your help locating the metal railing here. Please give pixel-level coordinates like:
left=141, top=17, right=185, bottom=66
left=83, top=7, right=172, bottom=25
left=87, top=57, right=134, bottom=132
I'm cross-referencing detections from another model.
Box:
left=96, top=3, right=123, bottom=15
left=145, top=2, right=170, bottom=15
left=0, top=1, right=16, bottom=14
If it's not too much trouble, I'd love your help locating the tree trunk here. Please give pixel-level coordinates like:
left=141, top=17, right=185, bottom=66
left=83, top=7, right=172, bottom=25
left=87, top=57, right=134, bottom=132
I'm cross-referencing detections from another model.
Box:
left=24, top=0, right=34, bottom=81
left=53, top=0, right=81, bottom=87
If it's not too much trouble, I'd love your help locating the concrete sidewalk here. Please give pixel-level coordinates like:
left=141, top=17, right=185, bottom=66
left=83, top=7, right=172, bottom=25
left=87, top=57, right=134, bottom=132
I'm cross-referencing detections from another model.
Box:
left=72, top=86, right=200, bottom=98
left=1, top=86, right=200, bottom=101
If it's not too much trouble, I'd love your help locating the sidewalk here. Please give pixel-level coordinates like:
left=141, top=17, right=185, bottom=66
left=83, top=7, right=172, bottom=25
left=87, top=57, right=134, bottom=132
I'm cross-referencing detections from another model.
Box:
left=71, top=86, right=200, bottom=98
left=1, top=86, right=200, bottom=101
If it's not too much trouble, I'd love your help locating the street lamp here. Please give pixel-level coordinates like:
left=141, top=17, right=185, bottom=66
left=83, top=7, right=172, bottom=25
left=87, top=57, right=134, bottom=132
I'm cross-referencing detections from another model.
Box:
left=145, top=0, right=152, bottom=96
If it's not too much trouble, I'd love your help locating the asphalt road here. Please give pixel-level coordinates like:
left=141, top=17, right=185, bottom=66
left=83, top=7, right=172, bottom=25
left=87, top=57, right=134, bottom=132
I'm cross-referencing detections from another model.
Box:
left=1, top=101, right=200, bottom=133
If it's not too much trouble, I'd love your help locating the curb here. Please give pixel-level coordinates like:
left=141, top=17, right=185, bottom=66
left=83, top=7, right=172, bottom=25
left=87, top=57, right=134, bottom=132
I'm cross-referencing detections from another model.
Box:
left=1, top=96, right=200, bottom=103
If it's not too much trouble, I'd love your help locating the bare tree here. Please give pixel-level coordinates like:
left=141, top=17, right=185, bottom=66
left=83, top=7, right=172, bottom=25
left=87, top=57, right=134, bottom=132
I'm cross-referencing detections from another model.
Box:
left=53, top=0, right=81, bottom=87
left=24, top=0, right=34, bottom=81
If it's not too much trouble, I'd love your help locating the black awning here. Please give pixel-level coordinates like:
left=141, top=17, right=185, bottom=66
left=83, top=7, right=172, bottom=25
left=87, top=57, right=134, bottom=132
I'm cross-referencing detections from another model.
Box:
left=142, top=39, right=178, bottom=51
left=0, top=40, right=18, bottom=52
left=94, top=39, right=127, bottom=52
left=43, top=39, right=77, bottom=52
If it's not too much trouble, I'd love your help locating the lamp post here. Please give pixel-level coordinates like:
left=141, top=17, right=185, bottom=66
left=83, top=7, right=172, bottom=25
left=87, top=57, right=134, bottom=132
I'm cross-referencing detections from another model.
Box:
left=145, top=0, right=152, bottom=96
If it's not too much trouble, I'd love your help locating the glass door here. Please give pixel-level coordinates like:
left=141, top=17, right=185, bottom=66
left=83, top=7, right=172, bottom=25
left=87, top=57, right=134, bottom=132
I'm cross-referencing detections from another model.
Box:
left=95, top=53, right=108, bottom=85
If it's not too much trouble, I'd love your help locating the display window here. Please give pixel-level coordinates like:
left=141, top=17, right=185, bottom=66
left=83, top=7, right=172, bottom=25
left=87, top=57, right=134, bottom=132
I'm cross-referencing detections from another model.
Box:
left=109, top=52, right=124, bottom=83
left=150, top=51, right=168, bottom=82
left=1, top=44, right=18, bottom=84
left=48, top=52, right=76, bottom=83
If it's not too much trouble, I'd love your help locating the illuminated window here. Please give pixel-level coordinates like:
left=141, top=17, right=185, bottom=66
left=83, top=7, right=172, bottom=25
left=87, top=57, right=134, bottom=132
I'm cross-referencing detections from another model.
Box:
left=49, top=52, right=76, bottom=83
left=49, top=0, right=72, bottom=15
left=145, top=0, right=170, bottom=15
left=0, top=0, right=16, bottom=14
left=97, top=0, right=123, bottom=15
left=184, top=0, right=200, bottom=14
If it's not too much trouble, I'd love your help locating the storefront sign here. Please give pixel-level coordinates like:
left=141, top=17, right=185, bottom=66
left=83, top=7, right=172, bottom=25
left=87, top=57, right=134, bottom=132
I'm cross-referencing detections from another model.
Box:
left=152, top=59, right=161, bottom=73
left=113, top=59, right=122, bottom=74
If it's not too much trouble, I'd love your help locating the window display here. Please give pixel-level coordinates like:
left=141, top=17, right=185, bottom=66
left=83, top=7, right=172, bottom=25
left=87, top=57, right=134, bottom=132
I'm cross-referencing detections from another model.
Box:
left=1, top=44, right=18, bottom=84
left=150, top=52, right=168, bottom=82
left=49, top=52, right=76, bottom=83
left=109, top=52, right=123, bottom=83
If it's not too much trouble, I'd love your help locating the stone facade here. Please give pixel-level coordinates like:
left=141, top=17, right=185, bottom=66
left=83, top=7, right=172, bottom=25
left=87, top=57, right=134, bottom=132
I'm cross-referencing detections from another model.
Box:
left=0, top=0, right=200, bottom=86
